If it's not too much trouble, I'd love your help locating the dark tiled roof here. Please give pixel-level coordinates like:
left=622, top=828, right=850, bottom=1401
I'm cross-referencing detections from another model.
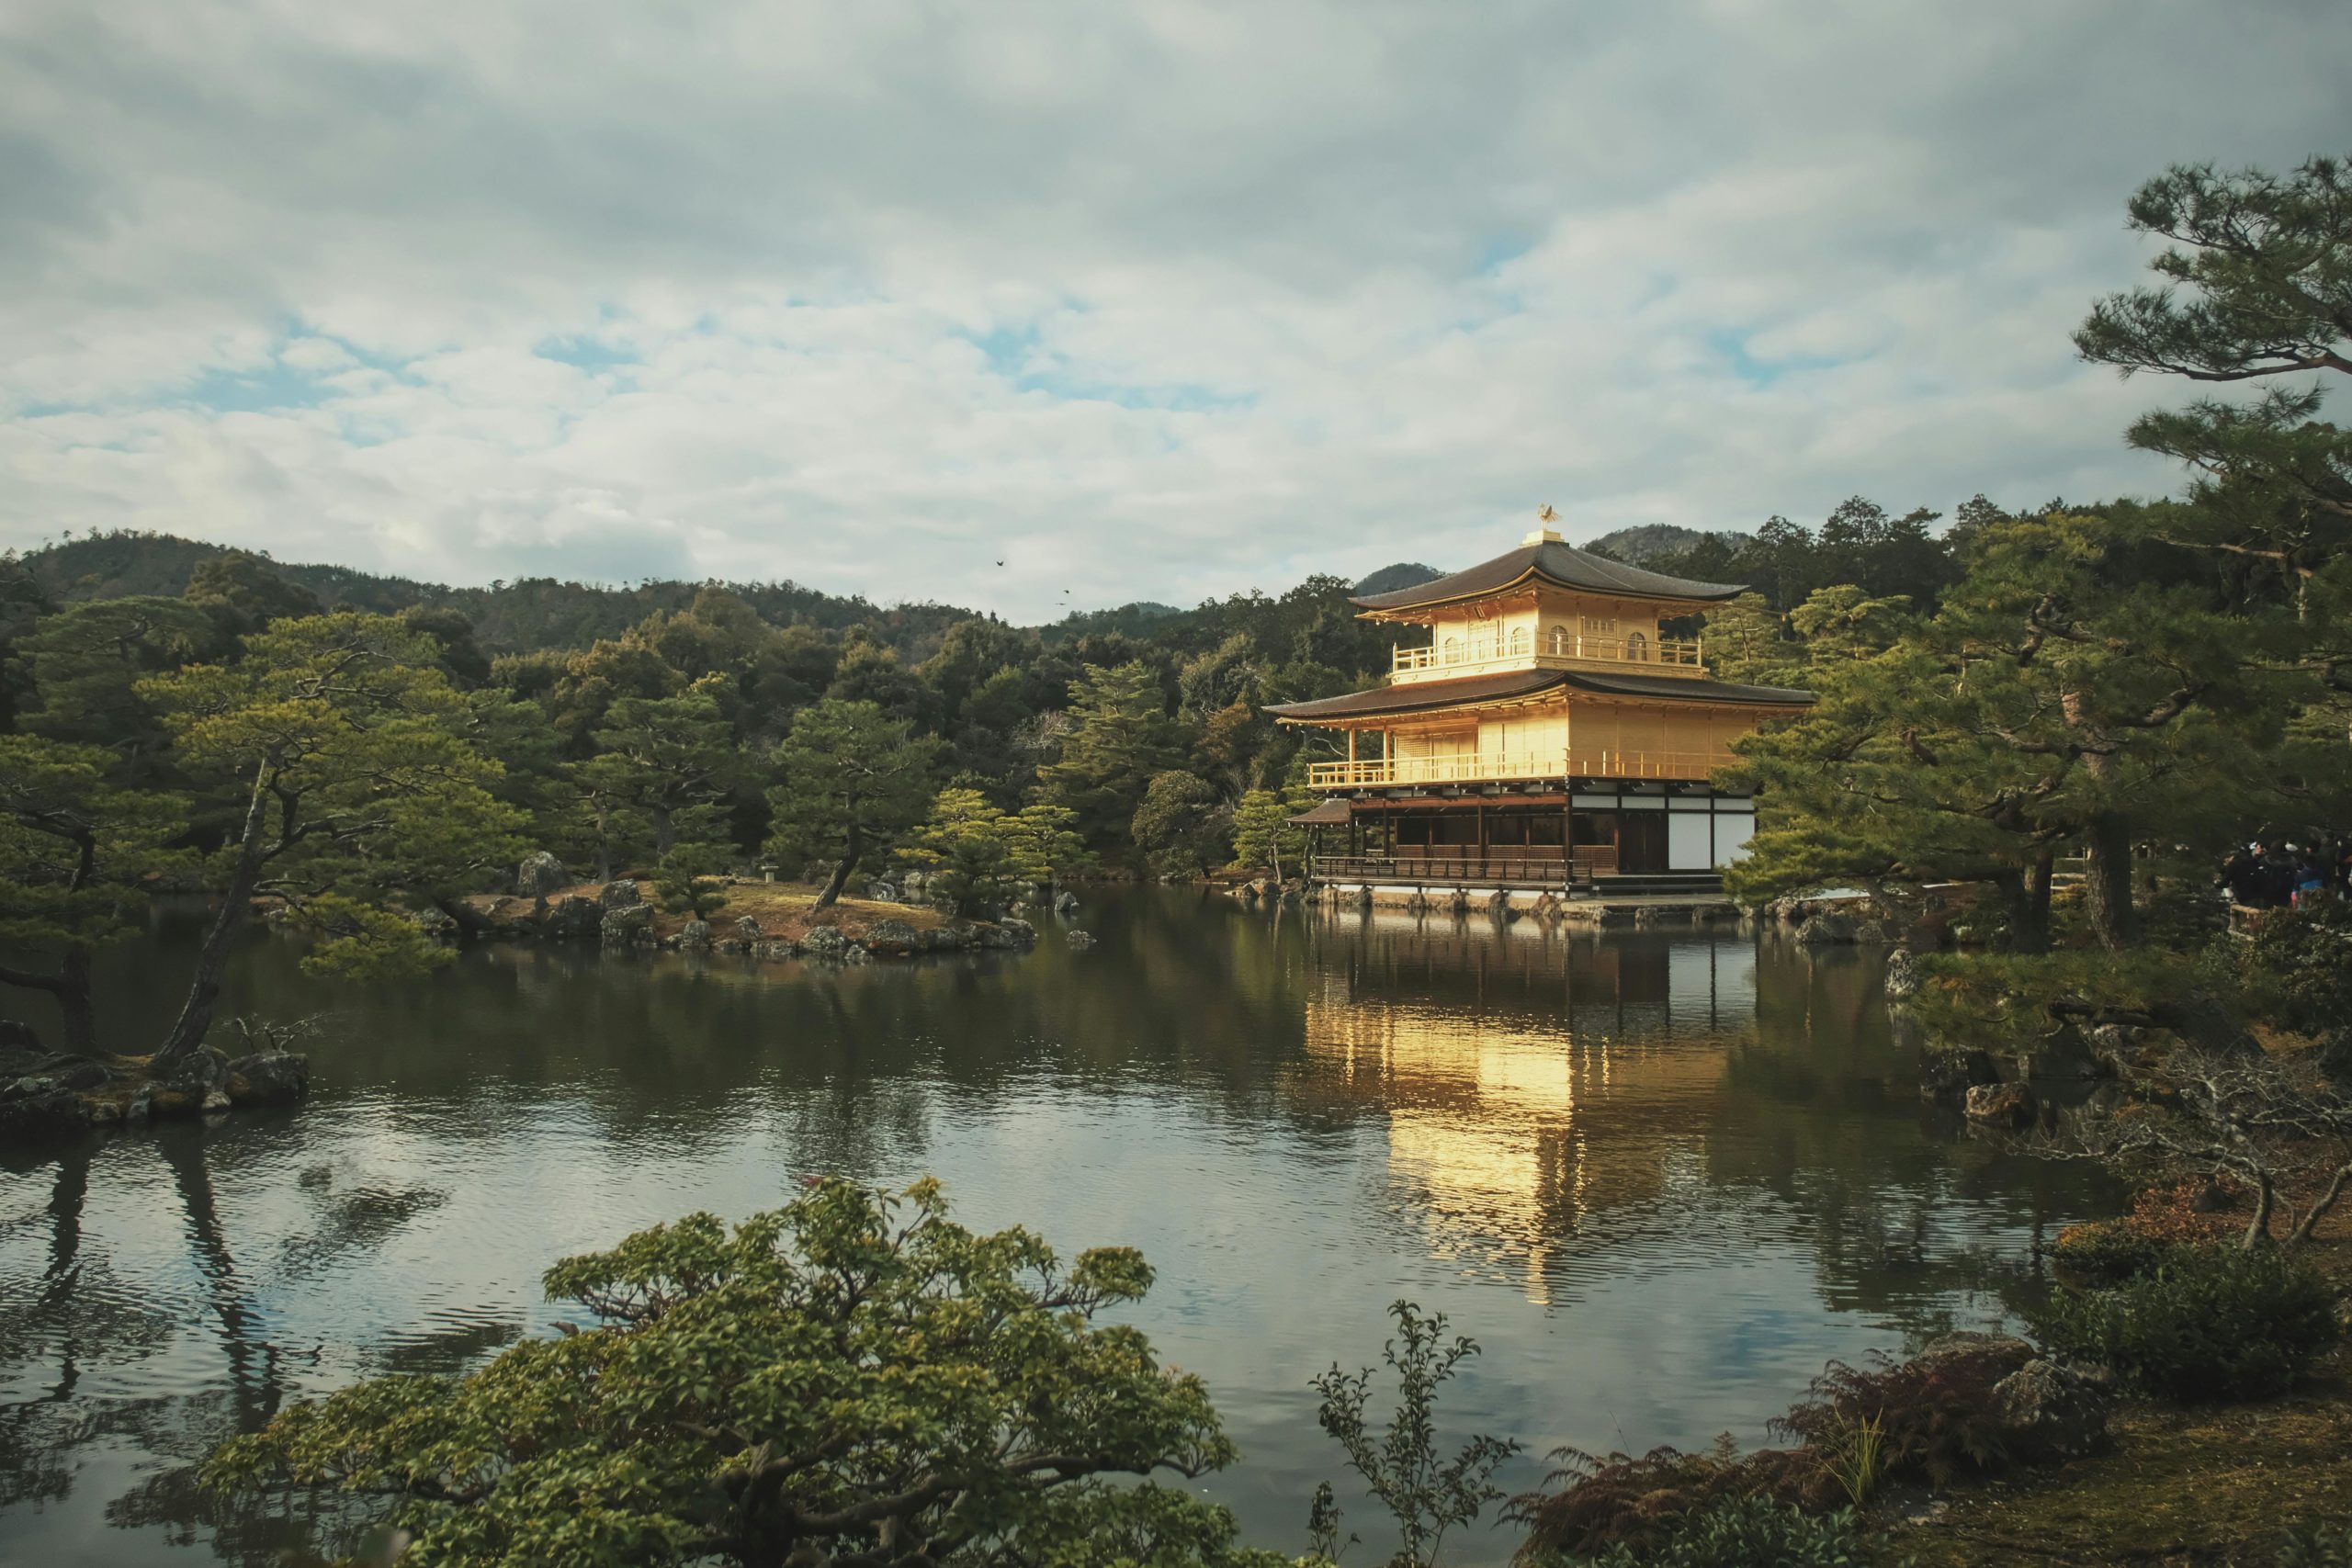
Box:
left=1286, top=797, right=1355, bottom=825
left=1350, top=539, right=1747, bottom=611
left=1560, top=670, right=1815, bottom=705
left=1263, top=667, right=1813, bottom=721
left=1264, top=669, right=1569, bottom=719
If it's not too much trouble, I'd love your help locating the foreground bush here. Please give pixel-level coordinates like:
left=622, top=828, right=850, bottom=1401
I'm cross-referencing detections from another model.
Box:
left=2031, top=1244, right=2341, bottom=1401
left=1774, top=1337, right=2030, bottom=1489
left=1506, top=1440, right=1833, bottom=1559
left=2278, top=1519, right=2352, bottom=1567
left=206, top=1179, right=1289, bottom=1567
left=1538, top=1495, right=1865, bottom=1567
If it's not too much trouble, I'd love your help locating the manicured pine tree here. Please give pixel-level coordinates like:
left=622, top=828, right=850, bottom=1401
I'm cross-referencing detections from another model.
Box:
left=765, top=698, right=942, bottom=908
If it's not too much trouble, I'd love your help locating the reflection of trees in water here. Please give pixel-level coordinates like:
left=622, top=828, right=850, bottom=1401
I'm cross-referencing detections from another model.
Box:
left=0, top=1127, right=459, bottom=1564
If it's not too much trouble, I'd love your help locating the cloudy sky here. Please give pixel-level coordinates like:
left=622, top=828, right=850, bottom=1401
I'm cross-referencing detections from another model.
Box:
left=3, top=2, right=2345, bottom=621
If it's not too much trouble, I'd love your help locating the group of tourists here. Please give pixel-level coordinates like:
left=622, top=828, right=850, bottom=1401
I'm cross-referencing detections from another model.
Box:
left=2220, top=840, right=2352, bottom=909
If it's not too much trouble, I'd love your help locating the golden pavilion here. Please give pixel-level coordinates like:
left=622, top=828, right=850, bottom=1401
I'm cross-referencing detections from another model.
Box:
left=1266, top=522, right=1814, bottom=889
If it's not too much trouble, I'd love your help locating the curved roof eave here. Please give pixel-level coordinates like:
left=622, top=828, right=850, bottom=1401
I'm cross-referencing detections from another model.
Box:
left=1350, top=540, right=1747, bottom=613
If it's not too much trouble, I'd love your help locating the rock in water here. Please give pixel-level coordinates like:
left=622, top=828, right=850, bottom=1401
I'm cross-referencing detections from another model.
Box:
left=600, top=904, right=654, bottom=946
left=1883, top=946, right=1921, bottom=1000
left=1964, top=1081, right=2036, bottom=1128
left=226, top=1051, right=310, bottom=1107
left=1066, top=929, right=1096, bottom=951
left=415, top=906, right=459, bottom=941
left=734, top=915, right=763, bottom=942
left=150, top=1047, right=232, bottom=1117
left=545, top=895, right=602, bottom=937
left=864, top=919, right=923, bottom=956
left=679, top=919, right=712, bottom=949
left=516, top=851, right=569, bottom=898
left=997, top=917, right=1036, bottom=945
left=1052, top=889, right=1080, bottom=916
left=1796, top=911, right=1857, bottom=945
left=599, top=878, right=641, bottom=911
left=801, top=924, right=850, bottom=957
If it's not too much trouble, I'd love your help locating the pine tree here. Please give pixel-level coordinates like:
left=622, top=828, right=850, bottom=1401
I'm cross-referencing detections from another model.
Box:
left=765, top=698, right=942, bottom=908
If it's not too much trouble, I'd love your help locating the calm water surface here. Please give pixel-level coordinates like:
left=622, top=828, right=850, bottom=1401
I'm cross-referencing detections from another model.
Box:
left=1, top=890, right=2111, bottom=1564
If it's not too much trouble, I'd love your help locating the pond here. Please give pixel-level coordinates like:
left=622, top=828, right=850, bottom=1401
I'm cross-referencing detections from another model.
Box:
left=0, top=890, right=2111, bottom=1565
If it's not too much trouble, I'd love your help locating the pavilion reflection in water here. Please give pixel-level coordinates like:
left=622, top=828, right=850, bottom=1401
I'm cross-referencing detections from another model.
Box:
left=1292, top=909, right=1776, bottom=1303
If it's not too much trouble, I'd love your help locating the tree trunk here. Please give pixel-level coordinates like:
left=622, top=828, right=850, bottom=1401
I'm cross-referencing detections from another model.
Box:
left=2021, top=850, right=2054, bottom=953
left=55, top=951, right=96, bottom=1055
left=2082, top=811, right=2139, bottom=950
left=2243, top=1174, right=2276, bottom=1249
left=2289, top=1162, right=2352, bottom=1247
left=814, top=818, right=862, bottom=909
left=153, top=768, right=273, bottom=1070
left=0, top=950, right=98, bottom=1055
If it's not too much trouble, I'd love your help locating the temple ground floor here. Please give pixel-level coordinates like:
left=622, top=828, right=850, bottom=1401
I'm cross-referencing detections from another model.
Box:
left=1303, top=780, right=1755, bottom=891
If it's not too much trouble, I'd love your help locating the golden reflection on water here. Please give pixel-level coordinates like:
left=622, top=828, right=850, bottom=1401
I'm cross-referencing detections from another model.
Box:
left=1295, top=910, right=1759, bottom=1303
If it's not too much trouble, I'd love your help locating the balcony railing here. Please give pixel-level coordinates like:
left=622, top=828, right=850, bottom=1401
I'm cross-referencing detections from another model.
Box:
left=1306, top=749, right=1733, bottom=788
left=1393, top=633, right=1702, bottom=675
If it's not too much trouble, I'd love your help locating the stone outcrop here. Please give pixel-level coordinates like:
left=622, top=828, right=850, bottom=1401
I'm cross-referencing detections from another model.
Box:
left=516, top=851, right=570, bottom=898
left=1921, top=1046, right=2002, bottom=1101
left=735, top=915, right=764, bottom=942
left=1052, top=889, right=1080, bottom=916
left=1965, top=1080, right=2037, bottom=1128
left=997, top=916, right=1037, bottom=945
left=801, top=924, right=850, bottom=957
left=600, top=903, right=654, bottom=946
left=862, top=919, right=924, bottom=956
left=148, top=1046, right=232, bottom=1116
left=1795, top=911, right=1857, bottom=945
left=1883, top=946, right=1922, bottom=1000
left=226, top=1051, right=311, bottom=1106
left=1990, top=1357, right=2111, bottom=1462
left=1066, top=929, right=1097, bottom=951
left=1908, top=1332, right=2111, bottom=1464
left=545, top=896, right=602, bottom=937
left=679, top=919, right=712, bottom=949
left=599, top=878, right=641, bottom=911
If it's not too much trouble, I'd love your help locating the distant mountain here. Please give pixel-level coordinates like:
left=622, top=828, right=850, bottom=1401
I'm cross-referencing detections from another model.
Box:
left=13, top=531, right=982, bottom=657
left=1351, top=561, right=1442, bottom=595
left=1580, top=525, right=1750, bottom=565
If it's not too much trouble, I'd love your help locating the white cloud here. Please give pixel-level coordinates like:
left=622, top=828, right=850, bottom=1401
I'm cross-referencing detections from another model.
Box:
left=0, top=1, right=2346, bottom=620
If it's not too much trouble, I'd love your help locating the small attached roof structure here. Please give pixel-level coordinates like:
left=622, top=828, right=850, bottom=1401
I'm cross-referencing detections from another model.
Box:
left=1264, top=668, right=1815, bottom=723
left=1286, top=797, right=1354, bottom=825
left=1351, top=533, right=1747, bottom=618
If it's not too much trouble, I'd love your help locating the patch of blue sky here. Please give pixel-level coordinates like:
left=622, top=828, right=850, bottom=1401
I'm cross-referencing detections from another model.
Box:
left=179, top=358, right=334, bottom=413
left=1014, top=365, right=1255, bottom=414
left=533, top=333, right=642, bottom=375
left=1708, top=328, right=1853, bottom=389
left=956, top=325, right=1249, bottom=412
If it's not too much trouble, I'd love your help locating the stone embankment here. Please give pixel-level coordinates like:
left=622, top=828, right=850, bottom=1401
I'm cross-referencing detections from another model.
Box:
left=1, top=1035, right=310, bottom=1141
left=453, top=864, right=1041, bottom=964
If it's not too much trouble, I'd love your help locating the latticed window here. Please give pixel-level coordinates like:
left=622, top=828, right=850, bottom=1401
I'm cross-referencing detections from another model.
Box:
left=1548, top=624, right=1569, bottom=655
left=1626, top=631, right=1648, bottom=660
left=1508, top=626, right=1529, bottom=655
left=1441, top=635, right=1462, bottom=661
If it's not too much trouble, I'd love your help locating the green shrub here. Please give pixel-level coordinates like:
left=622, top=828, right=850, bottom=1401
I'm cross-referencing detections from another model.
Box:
left=2048, top=1217, right=2174, bottom=1285
left=1554, top=1496, right=1866, bottom=1567
left=2276, top=1519, right=2352, bottom=1567
left=2030, top=1244, right=2341, bottom=1401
